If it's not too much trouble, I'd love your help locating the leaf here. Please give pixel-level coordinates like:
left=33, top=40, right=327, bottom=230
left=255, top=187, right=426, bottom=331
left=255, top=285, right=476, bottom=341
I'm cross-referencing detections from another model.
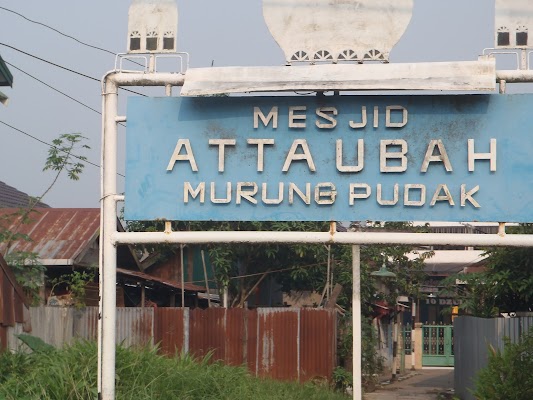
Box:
left=16, top=334, right=54, bottom=353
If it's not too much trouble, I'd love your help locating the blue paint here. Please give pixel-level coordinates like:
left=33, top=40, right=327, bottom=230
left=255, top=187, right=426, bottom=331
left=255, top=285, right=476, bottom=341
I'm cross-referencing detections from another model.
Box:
left=125, top=94, right=533, bottom=222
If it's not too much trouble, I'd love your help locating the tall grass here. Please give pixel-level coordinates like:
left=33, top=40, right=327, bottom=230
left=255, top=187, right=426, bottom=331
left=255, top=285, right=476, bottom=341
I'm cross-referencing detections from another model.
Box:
left=0, top=341, right=348, bottom=399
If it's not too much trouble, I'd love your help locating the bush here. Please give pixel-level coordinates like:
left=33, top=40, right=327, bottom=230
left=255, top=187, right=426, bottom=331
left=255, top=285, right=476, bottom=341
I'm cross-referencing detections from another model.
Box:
left=0, top=339, right=349, bottom=400
left=473, top=327, right=533, bottom=400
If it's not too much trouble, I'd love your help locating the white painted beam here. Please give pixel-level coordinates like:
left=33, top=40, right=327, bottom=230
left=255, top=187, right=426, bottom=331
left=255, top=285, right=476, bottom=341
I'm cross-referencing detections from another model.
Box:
left=112, top=230, right=532, bottom=247
left=181, top=59, right=496, bottom=96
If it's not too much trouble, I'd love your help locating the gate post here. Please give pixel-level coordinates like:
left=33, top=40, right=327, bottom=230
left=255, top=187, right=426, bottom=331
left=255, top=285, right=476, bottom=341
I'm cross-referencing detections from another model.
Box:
left=413, top=323, right=423, bottom=369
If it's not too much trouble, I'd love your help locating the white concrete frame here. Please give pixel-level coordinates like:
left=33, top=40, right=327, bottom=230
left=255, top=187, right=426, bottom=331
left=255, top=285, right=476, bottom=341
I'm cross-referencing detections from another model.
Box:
left=100, top=70, right=533, bottom=400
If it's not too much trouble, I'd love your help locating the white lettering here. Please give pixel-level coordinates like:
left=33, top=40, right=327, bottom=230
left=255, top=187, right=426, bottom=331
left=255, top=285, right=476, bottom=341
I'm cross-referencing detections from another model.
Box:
left=210, top=182, right=231, bottom=204
left=183, top=182, right=205, bottom=203
left=288, top=182, right=311, bottom=204
left=386, top=106, right=408, bottom=128
left=430, top=184, right=455, bottom=206
left=468, top=139, right=497, bottom=172
left=236, top=182, right=258, bottom=204
left=209, top=139, right=236, bottom=172
left=166, top=139, right=198, bottom=172
left=380, top=140, right=408, bottom=173
left=377, top=183, right=399, bottom=206
left=421, top=140, right=453, bottom=172
left=316, top=107, right=338, bottom=129
left=336, top=139, right=364, bottom=173
left=254, top=106, right=278, bottom=129
left=247, top=139, right=275, bottom=172
left=349, top=183, right=371, bottom=205
left=461, top=184, right=480, bottom=208
left=404, top=184, right=426, bottom=206
left=289, top=106, right=307, bottom=128
left=262, top=182, right=284, bottom=204
left=315, top=183, right=337, bottom=205
left=349, top=106, right=367, bottom=129
left=282, top=139, right=316, bottom=172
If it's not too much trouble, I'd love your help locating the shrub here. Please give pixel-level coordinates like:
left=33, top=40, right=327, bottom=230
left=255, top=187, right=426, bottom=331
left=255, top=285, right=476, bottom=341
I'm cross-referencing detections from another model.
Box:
left=0, top=339, right=348, bottom=400
left=473, top=327, right=533, bottom=400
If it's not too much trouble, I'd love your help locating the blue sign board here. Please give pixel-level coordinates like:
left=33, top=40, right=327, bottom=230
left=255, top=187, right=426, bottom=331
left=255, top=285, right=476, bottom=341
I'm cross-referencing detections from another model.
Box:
left=125, top=94, right=533, bottom=222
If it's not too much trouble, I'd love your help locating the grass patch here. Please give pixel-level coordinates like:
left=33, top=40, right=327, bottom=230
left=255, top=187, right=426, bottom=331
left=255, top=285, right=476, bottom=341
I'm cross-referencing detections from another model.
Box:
left=0, top=340, right=348, bottom=399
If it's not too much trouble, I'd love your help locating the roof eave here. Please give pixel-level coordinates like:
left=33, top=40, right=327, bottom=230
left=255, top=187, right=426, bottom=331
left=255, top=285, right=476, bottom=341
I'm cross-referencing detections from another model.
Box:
left=0, top=56, right=13, bottom=87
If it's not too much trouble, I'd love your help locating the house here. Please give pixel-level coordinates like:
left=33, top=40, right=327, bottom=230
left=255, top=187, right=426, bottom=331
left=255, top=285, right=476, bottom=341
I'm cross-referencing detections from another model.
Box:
left=0, top=208, right=205, bottom=307
left=0, top=180, right=50, bottom=208
left=409, top=222, right=503, bottom=324
left=140, top=245, right=217, bottom=307
left=0, top=54, right=13, bottom=106
left=0, top=253, right=30, bottom=351
left=408, top=249, right=487, bottom=325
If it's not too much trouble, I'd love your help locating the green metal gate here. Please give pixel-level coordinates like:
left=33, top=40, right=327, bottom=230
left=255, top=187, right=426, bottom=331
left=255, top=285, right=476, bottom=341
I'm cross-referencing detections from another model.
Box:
left=422, top=325, right=454, bottom=367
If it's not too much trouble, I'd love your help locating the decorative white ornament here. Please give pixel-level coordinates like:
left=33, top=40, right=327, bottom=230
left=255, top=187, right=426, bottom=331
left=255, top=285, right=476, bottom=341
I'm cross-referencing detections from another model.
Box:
left=127, top=0, right=178, bottom=53
left=495, top=0, right=533, bottom=48
left=262, top=0, right=414, bottom=64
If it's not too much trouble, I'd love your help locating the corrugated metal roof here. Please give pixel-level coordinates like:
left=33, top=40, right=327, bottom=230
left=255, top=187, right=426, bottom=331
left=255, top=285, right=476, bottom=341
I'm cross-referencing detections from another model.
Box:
left=117, top=268, right=206, bottom=293
left=0, top=208, right=99, bottom=262
left=0, top=181, right=50, bottom=208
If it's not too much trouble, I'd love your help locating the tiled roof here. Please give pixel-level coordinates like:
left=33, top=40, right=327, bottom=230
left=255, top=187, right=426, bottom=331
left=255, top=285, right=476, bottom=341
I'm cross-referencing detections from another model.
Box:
left=0, top=181, right=50, bottom=208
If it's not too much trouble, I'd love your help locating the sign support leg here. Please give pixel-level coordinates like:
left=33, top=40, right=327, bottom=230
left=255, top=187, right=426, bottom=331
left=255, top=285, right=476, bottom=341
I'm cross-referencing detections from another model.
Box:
left=352, top=245, right=362, bottom=400
left=99, top=76, right=118, bottom=400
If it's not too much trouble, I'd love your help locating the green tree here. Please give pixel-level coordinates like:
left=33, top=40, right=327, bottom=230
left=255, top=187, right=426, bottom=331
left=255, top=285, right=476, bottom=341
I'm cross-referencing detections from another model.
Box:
left=482, top=224, right=533, bottom=312
left=441, top=224, right=533, bottom=315
left=0, top=133, right=90, bottom=300
left=441, top=272, right=499, bottom=318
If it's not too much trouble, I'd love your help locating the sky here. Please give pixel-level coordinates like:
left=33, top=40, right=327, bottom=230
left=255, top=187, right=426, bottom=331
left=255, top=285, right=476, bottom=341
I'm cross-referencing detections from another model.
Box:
left=0, top=0, right=524, bottom=209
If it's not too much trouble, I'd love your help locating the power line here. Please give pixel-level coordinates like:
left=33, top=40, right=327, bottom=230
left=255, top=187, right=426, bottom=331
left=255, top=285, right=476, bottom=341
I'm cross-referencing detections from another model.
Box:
left=0, top=6, right=117, bottom=56
left=0, top=120, right=125, bottom=178
left=5, top=61, right=126, bottom=128
left=0, top=6, right=144, bottom=67
left=0, top=42, right=147, bottom=97
left=6, top=61, right=101, bottom=115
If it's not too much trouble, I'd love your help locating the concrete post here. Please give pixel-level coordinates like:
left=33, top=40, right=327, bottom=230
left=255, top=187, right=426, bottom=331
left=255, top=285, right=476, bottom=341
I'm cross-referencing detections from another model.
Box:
left=413, top=323, right=424, bottom=369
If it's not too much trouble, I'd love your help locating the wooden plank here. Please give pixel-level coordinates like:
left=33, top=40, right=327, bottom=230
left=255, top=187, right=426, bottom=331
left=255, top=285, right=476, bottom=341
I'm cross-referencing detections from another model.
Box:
left=0, top=255, right=29, bottom=308
left=2, top=271, right=15, bottom=327
left=181, top=59, right=496, bottom=96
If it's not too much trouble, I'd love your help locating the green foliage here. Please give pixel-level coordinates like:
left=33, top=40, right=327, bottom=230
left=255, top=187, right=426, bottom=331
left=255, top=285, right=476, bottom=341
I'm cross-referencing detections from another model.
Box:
left=332, top=366, right=352, bottom=392
left=482, top=224, right=533, bottom=312
left=1, top=133, right=90, bottom=303
left=441, top=273, right=499, bottom=318
left=43, top=133, right=90, bottom=181
left=0, top=351, right=32, bottom=385
left=0, top=340, right=348, bottom=400
left=337, top=314, right=383, bottom=391
left=16, top=334, right=54, bottom=353
left=4, top=251, right=45, bottom=305
left=441, top=224, right=533, bottom=315
left=49, top=270, right=95, bottom=309
left=473, top=327, right=533, bottom=400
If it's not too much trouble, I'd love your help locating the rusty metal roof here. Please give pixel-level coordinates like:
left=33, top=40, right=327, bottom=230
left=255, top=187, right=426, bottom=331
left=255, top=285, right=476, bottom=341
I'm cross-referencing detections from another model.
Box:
left=0, top=208, right=99, bottom=263
left=117, top=268, right=206, bottom=293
